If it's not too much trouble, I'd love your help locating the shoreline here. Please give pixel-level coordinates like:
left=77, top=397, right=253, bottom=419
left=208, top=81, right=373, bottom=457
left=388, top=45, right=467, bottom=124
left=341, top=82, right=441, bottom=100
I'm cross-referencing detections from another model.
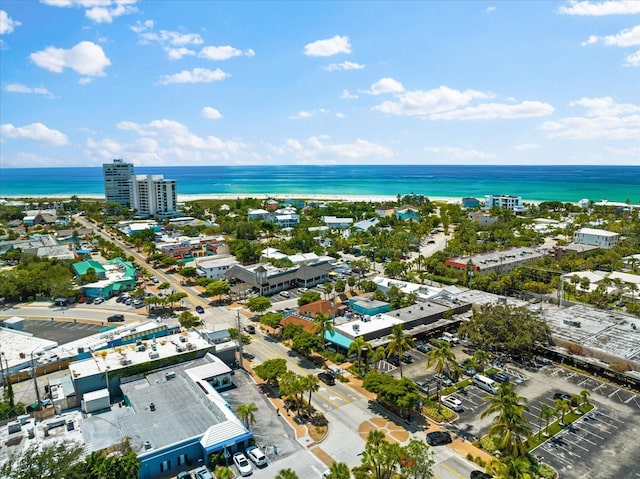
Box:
left=1, top=193, right=466, bottom=204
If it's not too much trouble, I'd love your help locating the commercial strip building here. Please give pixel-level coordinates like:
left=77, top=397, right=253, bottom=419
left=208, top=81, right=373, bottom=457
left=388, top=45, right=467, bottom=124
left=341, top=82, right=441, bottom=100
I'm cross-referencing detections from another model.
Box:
left=444, top=246, right=547, bottom=275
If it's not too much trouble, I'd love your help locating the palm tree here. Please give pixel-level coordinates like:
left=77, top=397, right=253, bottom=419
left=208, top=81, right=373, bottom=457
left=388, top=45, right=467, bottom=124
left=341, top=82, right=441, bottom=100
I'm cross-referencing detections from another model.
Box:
left=426, top=340, right=459, bottom=409
left=537, top=404, right=555, bottom=438
left=325, top=461, right=351, bottom=479
left=481, top=382, right=531, bottom=458
left=313, top=313, right=334, bottom=351
left=385, top=324, right=414, bottom=378
left=213, top=466, right=235, bottom=479
left=235, top=403, right=259, bottom=429
left=555, top=398, right=571, bottom=426
left=579, top=389, right=591, bottom=409
left=303, top=374, right=320, bottom=408
left=473, top=349, right=492, bottom=374
left=369, top=346, right=387, bottom=371
left=348, top=336, right=372, bottom=373
left=486, top=456, right=532, bottom=479
left=275, top=468, right=299, bottom=479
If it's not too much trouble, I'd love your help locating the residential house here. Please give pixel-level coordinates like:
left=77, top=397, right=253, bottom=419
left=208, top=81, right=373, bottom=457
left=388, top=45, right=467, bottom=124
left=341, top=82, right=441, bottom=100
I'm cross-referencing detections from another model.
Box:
left=573, top=227, right=619, bottom=249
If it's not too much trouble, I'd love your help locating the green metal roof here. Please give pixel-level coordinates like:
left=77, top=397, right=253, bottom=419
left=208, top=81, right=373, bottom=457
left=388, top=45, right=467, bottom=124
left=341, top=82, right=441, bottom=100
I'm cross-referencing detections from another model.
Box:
left=73, top=260, right=106, bottom=276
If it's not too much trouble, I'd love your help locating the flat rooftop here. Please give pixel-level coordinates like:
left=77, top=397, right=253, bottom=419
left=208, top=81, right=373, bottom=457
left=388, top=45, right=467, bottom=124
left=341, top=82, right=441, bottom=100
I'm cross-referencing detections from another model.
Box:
left=69, top=329, right=213, bottom=380
left=0, top=326, right=58, bottom=370
left=447, top=246, right=547, bottom=270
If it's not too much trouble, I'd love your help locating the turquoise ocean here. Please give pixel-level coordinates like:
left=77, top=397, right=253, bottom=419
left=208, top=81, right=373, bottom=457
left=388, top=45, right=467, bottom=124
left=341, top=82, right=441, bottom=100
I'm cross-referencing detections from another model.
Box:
left=0, top=165, right=638, bottom=203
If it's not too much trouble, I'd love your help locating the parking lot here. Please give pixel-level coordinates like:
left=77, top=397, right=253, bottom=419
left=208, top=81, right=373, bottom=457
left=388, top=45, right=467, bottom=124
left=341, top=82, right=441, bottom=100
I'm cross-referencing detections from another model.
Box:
left=22, top=319, right=105, bottom=344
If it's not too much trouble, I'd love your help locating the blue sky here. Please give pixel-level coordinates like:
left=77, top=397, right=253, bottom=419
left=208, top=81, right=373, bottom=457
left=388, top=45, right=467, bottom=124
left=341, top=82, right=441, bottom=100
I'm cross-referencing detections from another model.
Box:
left=0, top=0, right=638, bottom=168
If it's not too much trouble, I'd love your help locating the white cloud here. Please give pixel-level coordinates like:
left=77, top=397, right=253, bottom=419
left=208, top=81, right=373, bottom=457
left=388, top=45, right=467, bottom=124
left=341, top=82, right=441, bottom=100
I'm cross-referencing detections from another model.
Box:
left=605, top=145, right=640, bottom=157
left=4, top=83, right=55, bottom=97
left=30, top=41, right=111, bottom=76
left=541, top=97, right=640, bottom=139
left=200, top=45, right=255, bottom=61
left=581, top=25, right=640, bottom=47
left=157, top=67, right=229, bottom=85
left=304, top=35, right=351, bottom=57
left=289, top=108, right=330, bottom=120
left=433, top=101, right=554, bottom=120
left=625, top=50, right=640, bottom=66
left=0, top=9, right=21, bottom=34
left=322, top=61, right=365, bottom=71
left=201, top=107, right=222, bottom=119
left=41, top=0, right=137, bottom=23
left=116, top=119, right=243, bottom=152
left=515, top=143, right=542, bottom=151
left=341, top=89, right=358, bottom=100
left=336, top=112, right=346, bottom=119
left=366, top=77, right=405, bottom=95
left=558, top=0, right=640, bottom=15
left=371, top=83, right=553, bottom=120
left=425, top=146, right=495, bottom=160
left=165, top=47, right=196, bottom=60
left=131, top=20, right=204, bottom=50
left=270, top=136, right=393, bottom=161
left=0, top=122, right=68, bottom=145
left=486, top=6, right=496, bottom=12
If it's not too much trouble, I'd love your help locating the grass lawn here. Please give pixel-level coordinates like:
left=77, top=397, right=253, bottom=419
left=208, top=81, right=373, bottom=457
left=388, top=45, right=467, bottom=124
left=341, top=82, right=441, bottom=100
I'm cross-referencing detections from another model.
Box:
left=527, top=403, right=595, bottom=450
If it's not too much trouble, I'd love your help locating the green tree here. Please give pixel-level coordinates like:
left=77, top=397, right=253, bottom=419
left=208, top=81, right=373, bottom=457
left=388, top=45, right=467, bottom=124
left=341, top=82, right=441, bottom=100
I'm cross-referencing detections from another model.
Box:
left=298, top=290, right=322, bottom=306
left=348, top=336, right=372, bottom=373
left=554, top=398, right=571, bottom=425
left=274, top=469, right=299, bottom=479
left=179, top=310, right=202, bottom=329
left=472, top=349, right=492, bottom=373
left=180, top=266, right=199, bottom=284
left=254, top=358, right=288, bottom=385
left=537, top=403, right=555, bottom=438
left=213, top=466, right=235, bottom=479
left=426, top=340, right=459, bottom=409
left=399, top=438, right=435, bottom=479
left=236, top=402, right=259, bottom=428
left=0, top=441, right=85, bottom=479
left=247, top=296, right=272, bottom=318
left=313, top=312, right=334, bottom=351
left=205, top=279, right=231, bottom=301
left=303, top=374, right=320, bottom=407
left=385, top=324, right=414, bottom=378
left=486, top=456, right=532, bottom=479
left=481, top=382, right=531, bottom=458
left=325, top=461, right=351, bottom=479
left=260, top=311, right=284, bottom=330
left=360, top=429, right=402, bottom=479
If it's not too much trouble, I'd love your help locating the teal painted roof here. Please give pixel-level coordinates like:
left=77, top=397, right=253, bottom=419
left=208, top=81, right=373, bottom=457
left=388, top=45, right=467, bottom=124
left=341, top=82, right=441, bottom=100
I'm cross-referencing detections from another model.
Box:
left=324, top=330, right=353, bottom=349
left=73, top=260, right=106, bottom=275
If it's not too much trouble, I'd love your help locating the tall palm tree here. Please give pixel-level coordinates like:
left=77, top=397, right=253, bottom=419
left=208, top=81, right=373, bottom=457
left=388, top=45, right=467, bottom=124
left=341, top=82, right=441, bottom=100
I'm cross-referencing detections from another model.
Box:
left=481, top=382, right=531, bottom=458
left=426, top=340, right=459, bottom=409
left=369, top=346, right=387, bottom=371
left=313, top=313, right=334, bottom=351
left=348, top=336, right=372, bottom=373
left=235, top=403, right=259, bottom=429
left=473, top=349, right=492, bottom=374
left=554, top=398, right=571, bottom=426
left=275, top=469, right=299, bottom=479
left=385, top=324, right=414, bottom=378
left=325, top=461, right=351, bottom=479
left=579, top=389, right=591, bottom=409
left=537, top=404, right=555, bottom=438
left=303, top=374, right=320, bottom=407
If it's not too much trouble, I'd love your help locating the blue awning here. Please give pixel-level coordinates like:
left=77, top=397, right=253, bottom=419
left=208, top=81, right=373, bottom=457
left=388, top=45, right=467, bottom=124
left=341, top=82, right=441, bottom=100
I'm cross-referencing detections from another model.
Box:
left=324, top=330, right=353, bottom=349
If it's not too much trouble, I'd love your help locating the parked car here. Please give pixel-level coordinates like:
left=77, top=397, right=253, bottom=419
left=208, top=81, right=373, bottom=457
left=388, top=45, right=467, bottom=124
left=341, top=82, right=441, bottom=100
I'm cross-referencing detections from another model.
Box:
left=193, top=466, right=213, bottom=479
left=416, top=342, right=433, bottom=354
left=245, top=445, right=267, bottom=466
left=195, top=305, right=205, bottom=314
left=244, top=324, right=256, bottom=334
left=232, top=452, right=253, bottom=476
left=414, top=379, right=429, bottom=393
left=470, top=471, right=493, bottom=479
left=107, top=314, right=125, bottom=322
left=93, top=297, right=104, bottom=305
left=280, top=291, right=290, bottom=298
left=387, top=355, right=401, bottom=366
left=297, top=287, right=308, bottom=293
left=318, top=372, right=335, bottom=386
left=441, top=395, right=464, bottom=412
left=433, top=373, right=453, bottom=387
left=489, top=372, right=510, bottom=383
left=401, top=352, right=414, bottom=364
left=177, top=471, right=192, bottom=479
left=426, top=431, right=452, bottom=446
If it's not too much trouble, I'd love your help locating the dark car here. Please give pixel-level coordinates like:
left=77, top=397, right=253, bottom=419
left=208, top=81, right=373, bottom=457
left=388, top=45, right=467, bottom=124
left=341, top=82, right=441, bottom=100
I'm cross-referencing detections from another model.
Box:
left=195, top=305, right=205, bottom=314
left=107, top=314, right=125, bottom=322
left=401, top=352, right=414, bottom=364
left=244, top=324, right=256, bottom=334
left=489, top=372, right=510, bottom=383
left=416, top=343, right=433, bottom=354
left=426, top=431, right=452, bottom=446
left=433, top=373, right=453, bottom=386
left=470, top=471, right=493, bottom=479
left=176, top=472, right=192, bottom=479
left=387, top=355, right=401, bottom=366
left=318, top=372, right=335, bottom=386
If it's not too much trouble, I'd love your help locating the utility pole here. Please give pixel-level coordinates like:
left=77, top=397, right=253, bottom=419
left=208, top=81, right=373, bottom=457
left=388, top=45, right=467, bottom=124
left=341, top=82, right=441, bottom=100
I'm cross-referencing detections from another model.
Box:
left=31, top=351, right=41, bottom=412
left=236, top=311, right=244, bottom=370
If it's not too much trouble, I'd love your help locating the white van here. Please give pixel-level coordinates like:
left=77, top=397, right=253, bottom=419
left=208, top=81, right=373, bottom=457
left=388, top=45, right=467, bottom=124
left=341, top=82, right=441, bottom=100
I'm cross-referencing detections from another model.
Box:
left=442, top=332, right=459, bottom=344
left=473, top=373, right=498, bottom=394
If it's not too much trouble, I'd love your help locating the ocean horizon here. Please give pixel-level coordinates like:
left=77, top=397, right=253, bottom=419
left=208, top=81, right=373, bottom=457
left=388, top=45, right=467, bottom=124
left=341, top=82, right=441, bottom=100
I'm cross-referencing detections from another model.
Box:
left=1, top=165, right=638, bottom=204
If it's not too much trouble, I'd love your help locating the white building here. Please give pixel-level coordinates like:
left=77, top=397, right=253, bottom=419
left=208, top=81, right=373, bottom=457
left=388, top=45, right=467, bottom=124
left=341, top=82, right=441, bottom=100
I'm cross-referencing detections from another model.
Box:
left=484, top=195, right=526, bottom=213
left=103, top=159, right=134, bottom=206
left=195, top=254, right=239, bottom=279
left=322, top=216, right=354, bottom=229
left=131, top=174, right=177, bottom=217
left=573, top=227, right=619, bottom=249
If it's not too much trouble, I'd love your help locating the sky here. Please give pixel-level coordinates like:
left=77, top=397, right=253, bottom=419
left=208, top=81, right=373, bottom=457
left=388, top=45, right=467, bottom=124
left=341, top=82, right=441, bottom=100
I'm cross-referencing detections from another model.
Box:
left=0, top=0, right=639, bottom=168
